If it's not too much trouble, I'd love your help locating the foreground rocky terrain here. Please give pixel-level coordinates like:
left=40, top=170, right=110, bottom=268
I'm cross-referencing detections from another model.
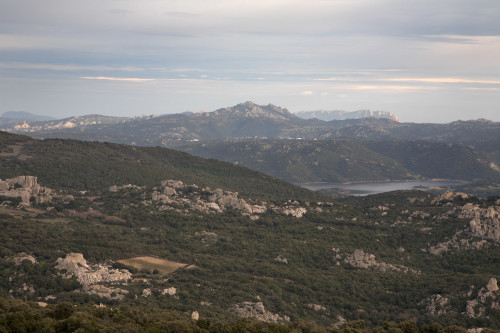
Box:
left=2, top=131, right=500, bottom=330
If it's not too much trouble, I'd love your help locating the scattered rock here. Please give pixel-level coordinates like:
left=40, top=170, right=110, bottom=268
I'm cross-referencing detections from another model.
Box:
left=162, top=287, right=177, bottom=296
left=274, top=255, right=288, bottom=264
left=421, top=294, right=450, bottom=315
left=307, top=304, right=326, bottom=312
left=344, top=249, right=419, bottom=274
left=12, top=253, right=37, bottom=265
left=195, top=231, right=219, bottom=246
left=431, top=191, right=469, bottom=204
left=429, top=203, right=500, bottom=255
left=191, top=311, right=199, bottom=321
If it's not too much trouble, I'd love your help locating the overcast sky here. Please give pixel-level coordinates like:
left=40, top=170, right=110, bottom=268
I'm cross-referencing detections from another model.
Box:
left=1, top=0, right=499, bottom=122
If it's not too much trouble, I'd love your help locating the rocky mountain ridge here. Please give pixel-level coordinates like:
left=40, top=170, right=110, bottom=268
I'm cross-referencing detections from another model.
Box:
left=3, top=102, right=499, bottom=150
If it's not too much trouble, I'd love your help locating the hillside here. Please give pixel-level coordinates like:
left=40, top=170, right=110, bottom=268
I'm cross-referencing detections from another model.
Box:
left=0, top=131, right=318, bottom=201
left=177, top=138, right=500, bottom=184
left=2, top=132, right=500, bottom=329
left=179, top=139, right=415, bottom=183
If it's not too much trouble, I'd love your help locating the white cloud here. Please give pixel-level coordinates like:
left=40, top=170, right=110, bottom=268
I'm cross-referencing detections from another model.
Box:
left=300, top=90, right=313, bottom=95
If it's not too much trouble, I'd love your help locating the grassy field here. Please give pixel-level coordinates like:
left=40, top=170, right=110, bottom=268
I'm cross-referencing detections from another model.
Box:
left=117, top=256, right=187, bottom=275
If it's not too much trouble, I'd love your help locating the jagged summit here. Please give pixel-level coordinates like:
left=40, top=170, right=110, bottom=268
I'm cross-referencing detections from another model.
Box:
left=207, top=101, right=298, bottom=120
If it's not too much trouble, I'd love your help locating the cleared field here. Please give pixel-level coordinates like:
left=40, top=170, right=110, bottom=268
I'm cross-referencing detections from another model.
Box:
left=117, top=256, right=187, bottom=275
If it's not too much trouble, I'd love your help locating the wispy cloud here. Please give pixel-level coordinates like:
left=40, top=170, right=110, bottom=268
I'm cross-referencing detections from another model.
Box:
left=347, top=85, right=435, bottom=91
left=384, top=78, right=500, bottom=84
left=0, top=62, right=144, bottom=72
left=80, top=77, right=155, bottom=82
left=300, top=90, right=313, bottom=95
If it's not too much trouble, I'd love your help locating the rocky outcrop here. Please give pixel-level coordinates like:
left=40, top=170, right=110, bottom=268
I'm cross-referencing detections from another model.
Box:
left=230, top=301, right=290, bottom=324
left=429, top=203, right=500, bottom=255
left=344, top=249, right=419, bottom=274
left=272, top=206, right=307, bottom=218
left=55, top=253, right=132, bottom=294
left=431, top=191, right=469, bottom=205
left=162, top=287, right=177, bottom=296
left=307, top=304, right=326, bottom=312
left=274, top=255, right=288, bottom=264
left=111, top=179, right=308, bottom=219
left=0, top=176, right=54, bottom=205
left=12, top=253, right=38, bottom=265
left=466, top=278, right=500, bottom=318
left=195, top=231, right=218, bottom=246
left=421, top=294, right=450, bottom=315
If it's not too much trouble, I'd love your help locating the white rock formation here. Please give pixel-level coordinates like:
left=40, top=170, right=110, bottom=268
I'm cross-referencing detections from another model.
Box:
left=55, top=253, right=132, bottom=288
left=344, top=249, right=419, bottom=274
left=0, top=176, right=53, bottom=205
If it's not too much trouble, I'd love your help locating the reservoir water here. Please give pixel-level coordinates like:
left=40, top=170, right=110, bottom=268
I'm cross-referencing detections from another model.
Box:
left=299, top=180, right=468, bottom=196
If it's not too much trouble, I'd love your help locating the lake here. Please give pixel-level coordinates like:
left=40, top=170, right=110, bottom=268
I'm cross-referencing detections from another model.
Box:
left=299, top=180, right=468, bottom=196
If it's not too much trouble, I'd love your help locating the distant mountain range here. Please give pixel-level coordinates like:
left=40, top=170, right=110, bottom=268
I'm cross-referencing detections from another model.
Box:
left=1, top=111, right=56, bottom=121
left=2, top=102, right=498, bottom=147
left=2, top=101, right=500, bottom=188
left=295, top=109, right=400, bottom=122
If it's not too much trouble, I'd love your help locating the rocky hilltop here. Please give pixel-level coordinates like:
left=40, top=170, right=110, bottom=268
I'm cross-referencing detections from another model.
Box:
left=295, top=109, right=400, bottom=122
left=429, top=192, right=500, bottom=255
left=113, top=179, right=317, bottom=219
left=207, top=101, right=299, bottom=121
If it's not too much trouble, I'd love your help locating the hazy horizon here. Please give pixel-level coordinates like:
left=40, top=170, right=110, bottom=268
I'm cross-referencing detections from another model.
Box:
left=1, top=0, right=499, bottom=123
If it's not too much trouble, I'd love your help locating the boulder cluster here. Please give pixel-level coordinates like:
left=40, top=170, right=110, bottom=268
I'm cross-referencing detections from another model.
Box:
left=0, top=176, right=53, bottom=205
left=230, top=301, right=290, bottom=324
left=343, top=249, right=419, bottom=274
left=55, top=253, right=131, bottom=299
left=109, top=179, right=313, bottom=219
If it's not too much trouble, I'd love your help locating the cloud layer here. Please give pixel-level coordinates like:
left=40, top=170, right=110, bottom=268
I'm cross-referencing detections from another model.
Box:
left=1, top=0, right=499, bottom=122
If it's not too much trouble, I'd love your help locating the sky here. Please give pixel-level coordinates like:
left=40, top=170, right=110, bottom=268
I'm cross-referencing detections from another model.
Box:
left=1, top=0, right=499, bottom=123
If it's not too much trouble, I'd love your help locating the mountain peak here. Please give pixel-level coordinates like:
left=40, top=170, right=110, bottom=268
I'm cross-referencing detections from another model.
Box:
left=209, top=102, right=298, bottom=120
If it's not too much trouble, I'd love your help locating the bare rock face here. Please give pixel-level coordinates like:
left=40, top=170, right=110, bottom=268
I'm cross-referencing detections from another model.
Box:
left=55, top=253, right=132, bottom=294
left=487, top=278, right=499, bottom=292
left=230, top=301, right=290, bottom=324
left=0, top=176, right=54, bottom=205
